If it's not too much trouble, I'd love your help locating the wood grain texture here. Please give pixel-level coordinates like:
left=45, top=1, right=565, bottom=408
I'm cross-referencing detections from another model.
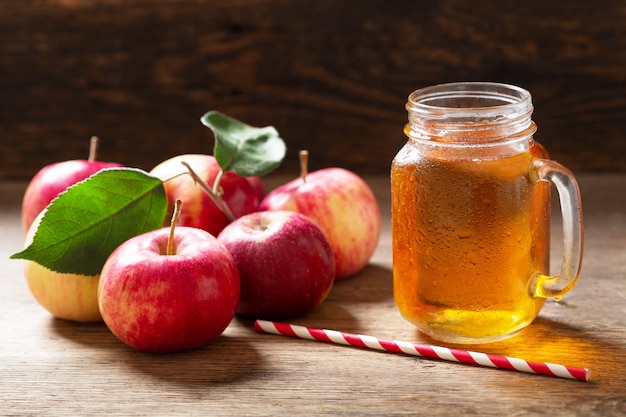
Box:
left=1, top=174, right=625, bottom=416
left=1, top=0, right=625, bottom=180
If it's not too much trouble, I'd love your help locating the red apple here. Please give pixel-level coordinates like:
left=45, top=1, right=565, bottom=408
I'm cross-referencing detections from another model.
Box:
left=246, top=176, right=266, bottom=202
left=21, top=137, right=121, bottom=232
left=22, top=210, right=102, bottom=322
left=259, top=167, right=381, bottom=279
left=149, top=154, right=259, bottom=236
left=218, top=210, right=335, bottom=319
left=98, top=226, right=240, bottom=353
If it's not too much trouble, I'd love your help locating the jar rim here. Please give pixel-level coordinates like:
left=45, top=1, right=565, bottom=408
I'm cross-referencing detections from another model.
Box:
left=406, top=82, right=532, bottom=117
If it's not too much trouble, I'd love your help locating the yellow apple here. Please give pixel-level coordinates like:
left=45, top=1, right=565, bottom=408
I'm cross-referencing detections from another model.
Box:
left=22, top=211, right=102, bottom=322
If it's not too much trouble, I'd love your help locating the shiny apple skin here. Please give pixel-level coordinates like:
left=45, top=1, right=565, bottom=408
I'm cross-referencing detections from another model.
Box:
left=259, top=168, right=381, bottom=279
left=218, top=210, right=335, bottom=319
left=150, top=154, right=258, bottom=236
left=98, top=227, right=240, bottom=353
left=21, top=160, right=122, bottom=233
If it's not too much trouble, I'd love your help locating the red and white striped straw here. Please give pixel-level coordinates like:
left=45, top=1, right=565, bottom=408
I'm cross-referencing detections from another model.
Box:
left=254, top=320, right=590, bottom=382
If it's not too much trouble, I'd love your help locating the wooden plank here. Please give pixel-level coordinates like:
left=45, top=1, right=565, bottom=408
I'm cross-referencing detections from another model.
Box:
left=1, top=0, right=625, bottom=180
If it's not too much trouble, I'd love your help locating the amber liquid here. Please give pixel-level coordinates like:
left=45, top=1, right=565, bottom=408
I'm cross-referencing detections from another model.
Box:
left=391, top=144, right=550, bottom=343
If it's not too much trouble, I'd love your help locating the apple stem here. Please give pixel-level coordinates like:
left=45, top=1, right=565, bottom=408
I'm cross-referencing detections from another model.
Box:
left=180, top=161, right=237, bottom=222
left=88, top=136, right=99, bottom=163
left=167, top=199, right=183, bottom=256
left=213, top=169, right=225, bottom=195
left=299, top=150, right=309, bottom=182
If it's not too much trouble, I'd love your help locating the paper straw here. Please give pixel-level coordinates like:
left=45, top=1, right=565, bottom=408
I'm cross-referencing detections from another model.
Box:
left=254, top=320, right=590, bottom=382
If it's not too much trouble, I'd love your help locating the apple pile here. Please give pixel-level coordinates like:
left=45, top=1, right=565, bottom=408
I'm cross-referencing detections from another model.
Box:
left=11, top=111, right=381, bottom=353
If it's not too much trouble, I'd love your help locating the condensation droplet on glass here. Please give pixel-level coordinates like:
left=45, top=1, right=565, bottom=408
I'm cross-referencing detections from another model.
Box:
left=458, top=231, right=472, bottom=239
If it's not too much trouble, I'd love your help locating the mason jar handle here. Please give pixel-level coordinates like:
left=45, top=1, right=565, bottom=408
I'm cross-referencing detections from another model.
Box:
left=529, top=159, right=584, bottom=299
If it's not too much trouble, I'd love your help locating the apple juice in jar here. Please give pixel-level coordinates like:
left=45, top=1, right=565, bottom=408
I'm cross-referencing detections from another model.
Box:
left=389, top=82, right=583, bottom=344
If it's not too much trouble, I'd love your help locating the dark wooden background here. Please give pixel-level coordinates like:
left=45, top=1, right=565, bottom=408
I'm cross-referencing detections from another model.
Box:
left=1, top=0, right=625, bottom=180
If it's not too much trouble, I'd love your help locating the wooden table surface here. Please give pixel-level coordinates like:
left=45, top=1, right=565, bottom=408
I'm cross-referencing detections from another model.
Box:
left=1, top=174, right=625, bottom=416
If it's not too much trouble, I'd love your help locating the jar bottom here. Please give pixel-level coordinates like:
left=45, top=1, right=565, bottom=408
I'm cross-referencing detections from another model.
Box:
left=404, top=309, right=536, bottom=344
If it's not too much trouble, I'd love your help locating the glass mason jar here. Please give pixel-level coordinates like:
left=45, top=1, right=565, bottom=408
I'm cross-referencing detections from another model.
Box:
left=391, top=82, right=583, bottom=344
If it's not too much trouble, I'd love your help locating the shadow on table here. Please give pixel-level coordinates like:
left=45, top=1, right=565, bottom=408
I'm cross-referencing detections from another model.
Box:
left=43, top=263, right=393, bottom=388
left=415, top=315, right=626, bottom=387
left=48, top=317, right=265, bottom=387
left=121, top=334, right=264, bottom=386
left=328, top=263, right=394, bottom=304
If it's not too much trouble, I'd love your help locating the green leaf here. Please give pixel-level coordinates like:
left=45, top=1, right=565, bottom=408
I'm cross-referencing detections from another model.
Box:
left=11, top=168, right=167, bottom=276
left=201, top=110, right=286, bottom=176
